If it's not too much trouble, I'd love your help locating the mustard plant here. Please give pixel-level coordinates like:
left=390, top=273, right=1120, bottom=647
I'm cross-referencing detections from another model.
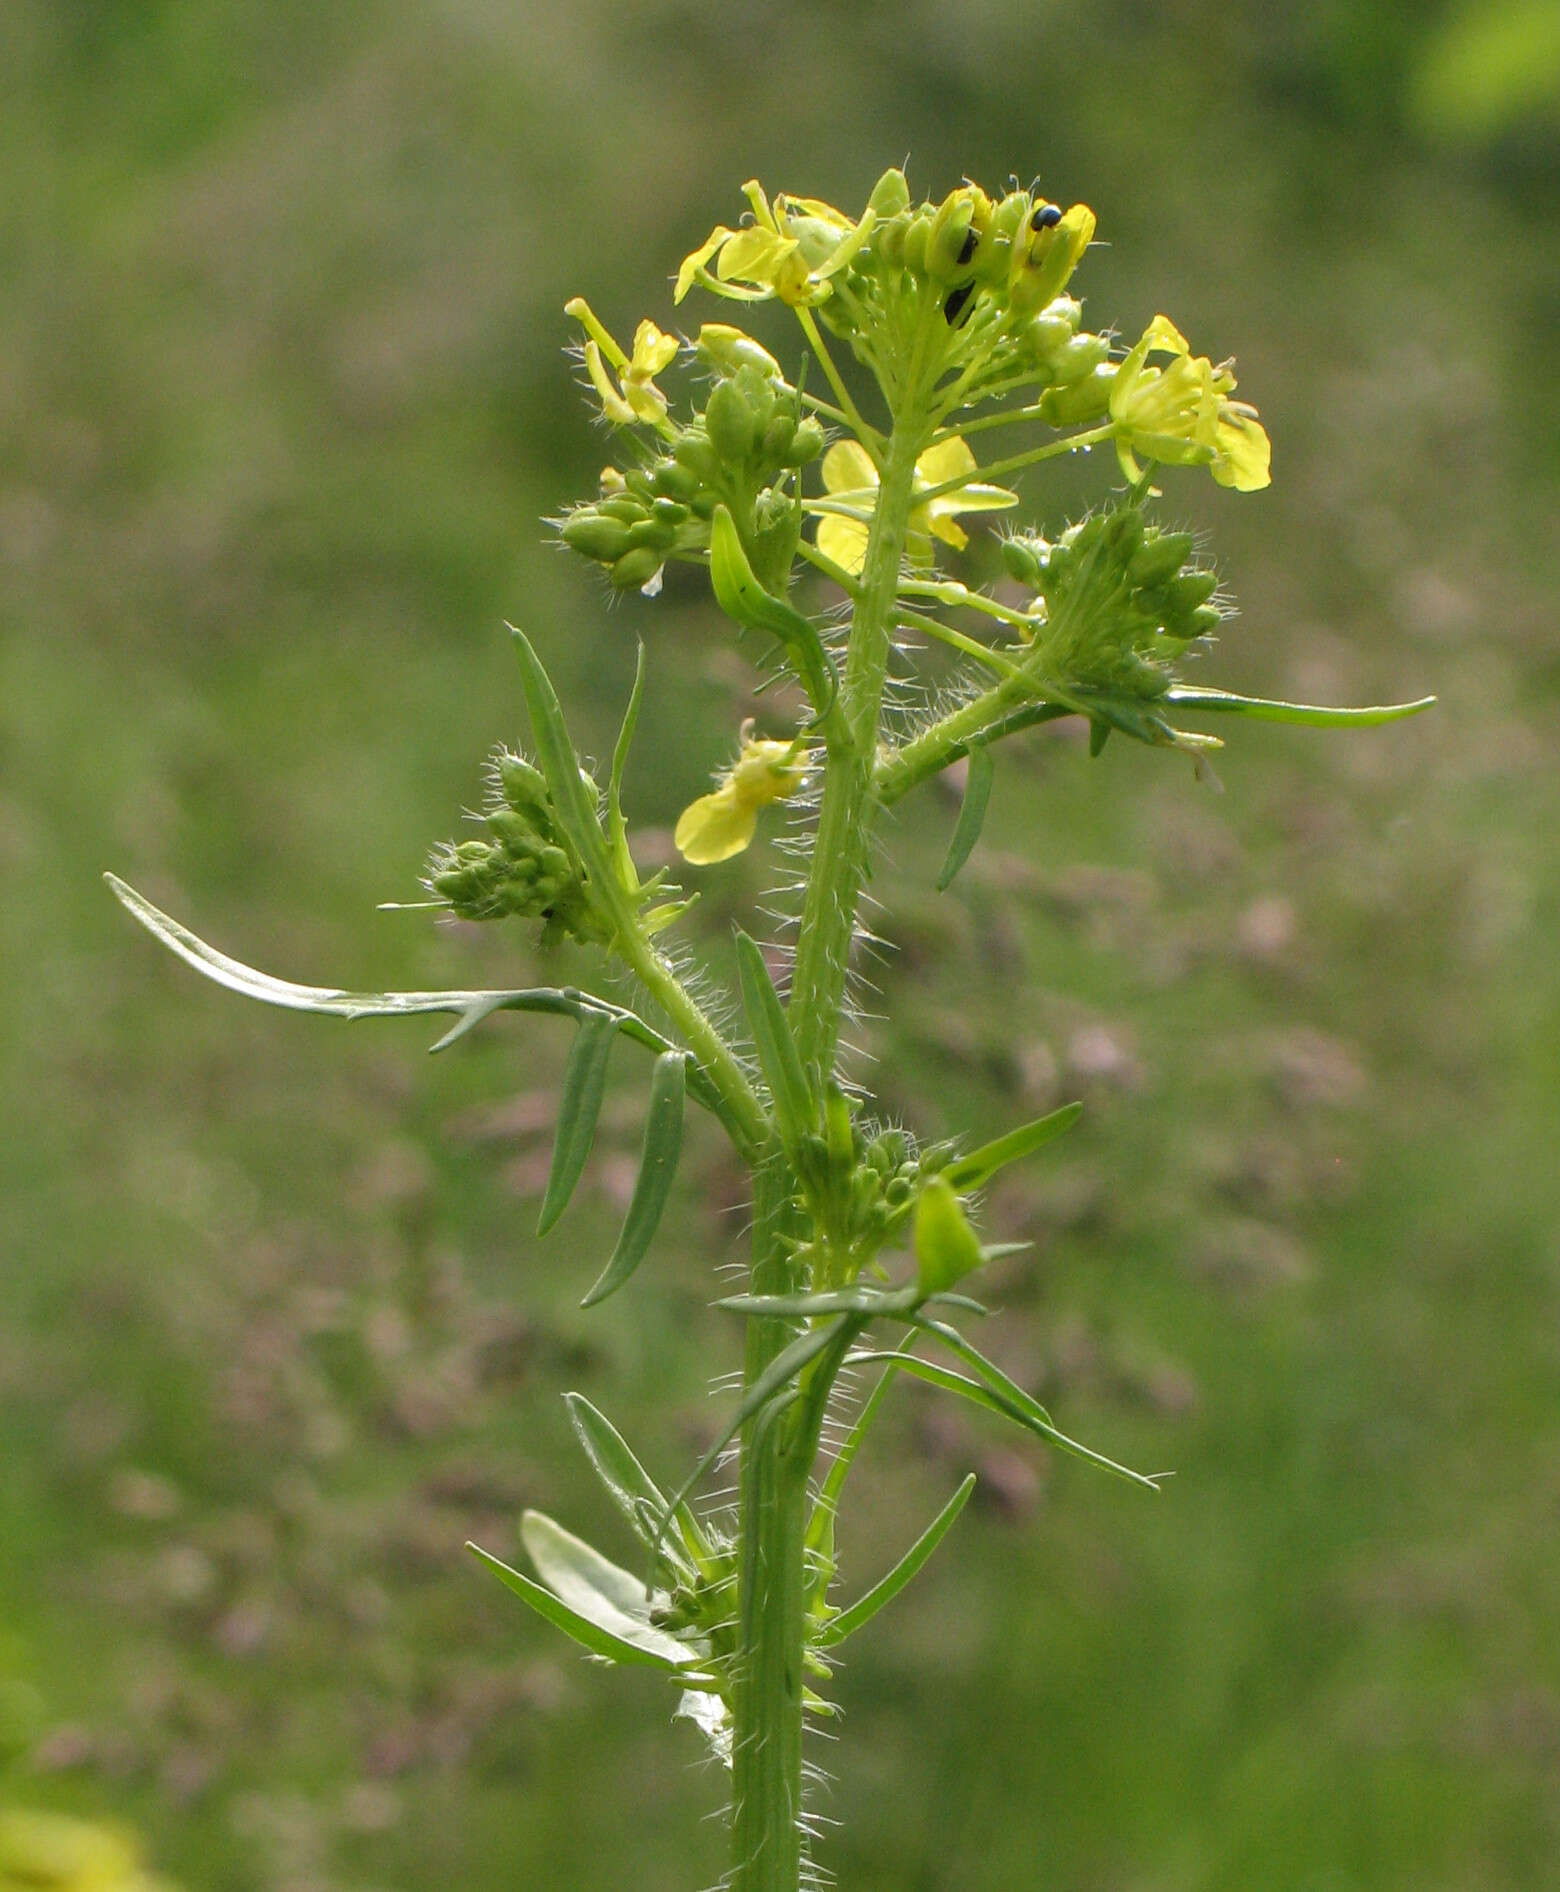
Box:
left=110, top=169, right=1431, bottom=1892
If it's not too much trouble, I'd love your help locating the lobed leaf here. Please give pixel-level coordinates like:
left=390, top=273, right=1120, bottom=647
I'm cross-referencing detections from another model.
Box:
left=104, top=876, right=736, bottom=1122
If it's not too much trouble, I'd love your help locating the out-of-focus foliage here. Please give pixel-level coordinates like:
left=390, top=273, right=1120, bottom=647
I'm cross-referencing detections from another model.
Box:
left=2, top=2, right=1558, bottom=1890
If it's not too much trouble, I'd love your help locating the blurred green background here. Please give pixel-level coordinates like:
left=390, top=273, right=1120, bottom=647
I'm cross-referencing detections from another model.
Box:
left=3, top=2, right=1559, bottom=1888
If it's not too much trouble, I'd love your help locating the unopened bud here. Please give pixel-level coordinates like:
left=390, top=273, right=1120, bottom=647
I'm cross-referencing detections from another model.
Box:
left=914, top=1177, right=985, bottom=1294
left=867, top=168, right=911, bottom=220
left=561, top=512, right=633, bottom=563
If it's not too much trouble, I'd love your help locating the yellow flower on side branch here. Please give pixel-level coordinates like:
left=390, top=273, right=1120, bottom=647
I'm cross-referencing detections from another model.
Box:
left=1109, top=314, right=1271, bottom=491
left=674, top=729, right=809, bottom=865
left=814, top=437, right=1018, bottom=575
left=565, top=298, right=679, bottom=427
left=675, top=183, right=874, bottom=308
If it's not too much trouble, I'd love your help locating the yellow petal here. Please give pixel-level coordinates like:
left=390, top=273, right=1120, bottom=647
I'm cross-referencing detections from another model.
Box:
left=821, top=438, right=878, bottom=497
left=1142, top=313, right=1191, bottom=357
left=817, top=513, right=871, bottom=575
left=1212, top=409, right=1272, bottom=491
left=674, top=786, right=757, bottom=864
left=913, top=436, right=978, bottom=488
left=717, top=226, right=797, bottom=286
left=584, top=341, right=636, bottom=426
left=630, top=320, right=679, bottom=377
left=927, top=515, right=970, bottom=551
left=675, top=226, right=734, bottom=304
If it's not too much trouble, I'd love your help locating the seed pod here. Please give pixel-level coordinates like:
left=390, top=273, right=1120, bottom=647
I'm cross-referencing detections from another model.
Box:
left=561, top=512, right=634, bottom=563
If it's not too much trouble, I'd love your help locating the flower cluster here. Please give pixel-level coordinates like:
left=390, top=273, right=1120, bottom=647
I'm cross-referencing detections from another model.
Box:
left=427, top=751, right=613, bottom=943
left=1002, top=498, right=1223, bottom=734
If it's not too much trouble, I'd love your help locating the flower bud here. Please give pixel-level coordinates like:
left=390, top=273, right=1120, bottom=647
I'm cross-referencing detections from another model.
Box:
left=927, top=186, right=991, bottom=284
left=901, top=212, right=932, bottom=276
left=1001, top=536, right=1045, bottom=588
left=867, top=167, right=911, bottom=220
left=914, top=1177, right=985, bottom=1294
left=1040, top=363, right=1115, bottom=427
left=561, top=511, right=634, bottom=563
left=651, top=458, right=701, bottom=503
left=673, top=428, right=721, bottom=483
left=610, top=545, right=665, bottom=590
left=1048, top=331, right=1109, bottom=387
left=696, top=324, right=782, bottom=381
left=1128, top=530, right=1196, bottom=589
left=705, top=378, right=760, bottom=464
left=786, top=417, right=826, bottom=465
left=762, top=412, right=797, bottom=461
left=875, top=215, right=909, bottom=269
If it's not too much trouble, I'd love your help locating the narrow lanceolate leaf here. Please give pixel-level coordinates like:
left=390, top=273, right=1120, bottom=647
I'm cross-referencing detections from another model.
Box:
left=805, top=1339, right=915, bottom=1602
left=817, top=1473, right=977, bottom=1647
left=467, top=1541, right=688, bottom=1672
left=908, top=1317, right=1162, bottom=1490
left=708, top=504, right=839, bottom=722
left=655, top=1314, right=861, bottom=1559
left=564, top=1392, right=711, bottom=1566
left=935, top=740, right=994, bottom=891
left=538, top=1014, right=619, bottom=1235
left=734, top=930, right=814, bottom=1148
left=943, top=1101, right=1084, bottom=1192
left=608, top=641, right=648, bottom=888
left=581, top=1051, right=686, bottom=1307
left=508, top=625, right=614, bottom=882
left=105, top=877, right=737, bottom=1125
left=1163, top=685, right=1436, bottom=727
left=518, top=1510, right=694, bottom=1668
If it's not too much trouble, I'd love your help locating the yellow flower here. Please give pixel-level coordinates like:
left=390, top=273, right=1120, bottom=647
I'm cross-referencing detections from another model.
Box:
left=675, top=182, right=872, bottom=308
left=814, top=437, right=1017, bottom=575
left=674, top=729, right=808, bottom=865
left=1108, top=315, right=1271, bottom=491
left=565, top=299, right=678, bottom=426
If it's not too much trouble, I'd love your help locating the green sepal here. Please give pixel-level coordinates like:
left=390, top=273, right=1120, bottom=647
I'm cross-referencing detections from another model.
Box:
left=734, top=930, right=816, bottom=1150
left=538, top=1013, right=619, bottom=1236
left=708, top=504, right=840, bottom=725
left=467, top=1537, right=691, bottom=1673
left=104, top=877, right=736, bottom=1126
left=1163, top=685, right=1437, bottom=727
left=943, top=1100, right=1083, bottom=1192
left=816, top=1473, right=976, bottom=1648
left=935, top=740, right=994, bottom=891
left=581, top=1051, right=687, bottom=1307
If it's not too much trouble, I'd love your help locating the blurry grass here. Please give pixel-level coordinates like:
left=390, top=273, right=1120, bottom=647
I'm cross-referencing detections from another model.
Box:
left=3, top=2, right=1559, bottom=1890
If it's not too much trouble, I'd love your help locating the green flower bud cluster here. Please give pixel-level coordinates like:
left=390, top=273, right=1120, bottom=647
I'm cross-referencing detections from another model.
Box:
left=796, top=1107, right=955, bottom=1282
left=1002, top=501, right=1222, bottom=705
left=815, top=171, right=1107, bottom=401
left=560, top=356, right=825, bottom=594
left=427, top=750, right=611, bottom=944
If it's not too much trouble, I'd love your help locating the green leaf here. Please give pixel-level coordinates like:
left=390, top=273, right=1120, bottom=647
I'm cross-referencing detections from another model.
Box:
left=518, top=1510, right=696, bottom=1665
left=105, top=876, right=737, bottom=1126
left=467, top=1540, right=688, bottom=1672
left=943, top=1101, right=1083, bottom=1192
left=816, top=1473, right=976, bottom=1647
left=581, top=1051, right=687, bottom=1307
left=709, top=504, right=839, bottom=724
left=508, top=625, right=615, bottom=883
left=908, top=1318, right=1162, bottom=1489
left=538, top=1014, right=619, bottom=1236
left=655, top=1314, right=861, bottom=1558
left=805, top=1339, right=915, bottom=1599
left=935, top=740, right=994, bottom=891
left=564, top=1392, right=711, bottom=1568
left=608, top=642, right=648, bottom=889
left=1163, top=685, right=1437, bottom=727
left=734, top=930, right=814, bottom=1149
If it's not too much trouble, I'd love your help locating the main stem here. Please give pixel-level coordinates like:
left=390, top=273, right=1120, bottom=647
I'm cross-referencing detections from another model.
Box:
left=729, top=398, right=930, bottom=1892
